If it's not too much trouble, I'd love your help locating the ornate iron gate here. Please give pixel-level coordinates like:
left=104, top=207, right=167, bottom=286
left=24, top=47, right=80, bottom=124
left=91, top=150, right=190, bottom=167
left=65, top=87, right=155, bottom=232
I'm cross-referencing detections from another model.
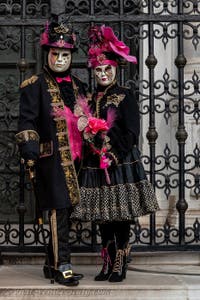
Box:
left=0, top=0, right=199, bottom=254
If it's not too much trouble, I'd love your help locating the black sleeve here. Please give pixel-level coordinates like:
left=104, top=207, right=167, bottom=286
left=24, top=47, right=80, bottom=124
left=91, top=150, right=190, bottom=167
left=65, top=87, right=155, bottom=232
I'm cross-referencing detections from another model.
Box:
left=18, top=80, right=40, bottom=132
left=17, top=79, right=40, bottom=161
left=106, top=89, right=140, bottom=161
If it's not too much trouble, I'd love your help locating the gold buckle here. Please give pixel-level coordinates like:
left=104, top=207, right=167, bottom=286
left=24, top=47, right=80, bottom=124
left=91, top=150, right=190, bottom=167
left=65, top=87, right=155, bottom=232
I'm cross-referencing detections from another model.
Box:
left=62, top=269, right=73, bottom=279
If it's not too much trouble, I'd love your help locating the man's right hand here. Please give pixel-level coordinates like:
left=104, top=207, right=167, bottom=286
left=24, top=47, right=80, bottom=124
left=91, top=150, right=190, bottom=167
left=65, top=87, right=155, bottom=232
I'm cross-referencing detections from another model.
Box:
left=20, top=140, right=39, bottom=164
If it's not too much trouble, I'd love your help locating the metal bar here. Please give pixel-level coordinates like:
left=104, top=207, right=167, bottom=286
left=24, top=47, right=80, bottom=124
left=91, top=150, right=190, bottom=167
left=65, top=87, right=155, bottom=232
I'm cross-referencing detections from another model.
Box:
left=89, top=0, right=95, bottom=93
left=119, top=4, right=125, bottom=86
left=1, top=15, right=200, bottom=25
left=175, top=1, right=188, bottom=245
left=17, top=160, right=25, bottom=250
left=1, top=243, right=200, bottom=253
left=17, top=0, right=27, bottom=251
left=145, top=0, right=157, bottom=246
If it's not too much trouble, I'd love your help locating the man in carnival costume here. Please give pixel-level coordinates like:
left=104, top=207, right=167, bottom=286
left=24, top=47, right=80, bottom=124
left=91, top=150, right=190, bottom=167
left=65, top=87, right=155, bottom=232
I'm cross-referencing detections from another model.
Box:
left=71, top=25, right=159, bottom=282
left=16, top=14, right=87, bottom=286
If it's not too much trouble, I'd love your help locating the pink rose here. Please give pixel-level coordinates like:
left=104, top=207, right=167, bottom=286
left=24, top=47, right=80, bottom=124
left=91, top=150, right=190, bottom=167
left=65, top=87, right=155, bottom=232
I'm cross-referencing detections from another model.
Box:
left=85, top=117, right=109, bottom=135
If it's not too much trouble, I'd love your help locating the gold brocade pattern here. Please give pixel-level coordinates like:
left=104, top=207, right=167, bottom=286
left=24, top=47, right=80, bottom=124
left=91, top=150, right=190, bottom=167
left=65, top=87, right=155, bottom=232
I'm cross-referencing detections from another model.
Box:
left=15, top=129, right=40, bottom=144
left=71, top=180, right=159, bottom=222
left=20, top=75, right=38, bottom=88
left=105, top=94, right=125, bottom=107
left=96, top=79, right=116, bottom=118
left=40, top=141, right=53, bottom=158
left=45, top=72, right=80, bottom=206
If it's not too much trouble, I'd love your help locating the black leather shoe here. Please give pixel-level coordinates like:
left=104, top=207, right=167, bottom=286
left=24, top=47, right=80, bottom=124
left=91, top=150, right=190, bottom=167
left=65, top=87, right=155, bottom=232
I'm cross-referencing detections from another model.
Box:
left=43, top=265, right=84, bottom=281
left=54, top=269, right=79, bottom=286
left=43, top=265, right=55, bottom=279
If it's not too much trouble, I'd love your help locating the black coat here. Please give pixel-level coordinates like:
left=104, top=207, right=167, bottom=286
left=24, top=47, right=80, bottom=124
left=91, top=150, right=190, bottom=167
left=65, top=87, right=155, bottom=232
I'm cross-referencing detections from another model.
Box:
left=83, top=82, right=140, bottom=167
left=17, top=66, right=87, bottom=210
left=92, top=82, right=140, bottom=162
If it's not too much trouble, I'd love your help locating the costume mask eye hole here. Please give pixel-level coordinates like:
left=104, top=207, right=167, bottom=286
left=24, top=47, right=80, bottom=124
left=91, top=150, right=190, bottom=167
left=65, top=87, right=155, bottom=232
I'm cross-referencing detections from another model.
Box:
left=95, top=67, right=102, bottom=73
left=105, top=65, right=112, bottom=72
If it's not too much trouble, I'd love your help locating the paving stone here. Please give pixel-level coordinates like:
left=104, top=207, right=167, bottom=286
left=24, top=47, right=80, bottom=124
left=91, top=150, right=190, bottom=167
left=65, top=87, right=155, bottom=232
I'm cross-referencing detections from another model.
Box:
left=0, top=264, right=200, bottom=300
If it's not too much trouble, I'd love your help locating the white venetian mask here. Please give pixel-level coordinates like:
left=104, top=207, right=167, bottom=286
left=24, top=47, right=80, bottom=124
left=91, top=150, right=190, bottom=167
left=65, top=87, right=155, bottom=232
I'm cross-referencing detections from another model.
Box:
left=48, top=48, right=72, bottom=73
left=94, top=64, right=116, bottom=86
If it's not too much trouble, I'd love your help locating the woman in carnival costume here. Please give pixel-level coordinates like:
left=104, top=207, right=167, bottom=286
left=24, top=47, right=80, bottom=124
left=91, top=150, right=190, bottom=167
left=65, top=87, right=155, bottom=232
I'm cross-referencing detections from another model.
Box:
left=71, top=25, right=159, bottom=282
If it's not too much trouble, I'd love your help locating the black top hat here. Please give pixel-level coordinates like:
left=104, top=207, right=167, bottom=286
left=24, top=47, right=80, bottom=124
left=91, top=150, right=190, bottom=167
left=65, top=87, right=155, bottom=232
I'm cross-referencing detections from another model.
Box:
left=40, top=14, right=77, bottom=51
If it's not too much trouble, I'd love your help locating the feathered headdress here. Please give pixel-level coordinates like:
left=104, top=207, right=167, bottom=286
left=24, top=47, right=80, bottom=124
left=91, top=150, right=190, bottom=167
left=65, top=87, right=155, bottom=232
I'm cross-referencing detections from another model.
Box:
left=88, top=25, right=137, bottom=68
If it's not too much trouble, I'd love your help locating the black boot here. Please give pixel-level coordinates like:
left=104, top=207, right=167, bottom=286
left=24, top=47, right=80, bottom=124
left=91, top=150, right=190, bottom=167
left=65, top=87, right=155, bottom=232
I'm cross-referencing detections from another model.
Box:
left=43, top=264, right=55, bottom=279
left=108, top=249, right=126, bottom=282
left=123, top=244, right=131, bottom=279
left=109, top=244, right=131, bottom=282
left=54, top=263, right=79, bottom=286
left=43, top=264, right=84, bottom=281
left=43, top=209, right=84, bottom=282
left=95, top=240, right=116, bottom=281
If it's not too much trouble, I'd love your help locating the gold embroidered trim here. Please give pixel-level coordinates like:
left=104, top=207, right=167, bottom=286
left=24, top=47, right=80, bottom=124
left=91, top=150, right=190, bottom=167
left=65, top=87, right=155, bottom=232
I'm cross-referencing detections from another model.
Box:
left=59, top=145, right=71, bottom=151
left=96, top=80, right=117, bottom=118
left=50, top=209, right=58, bottom=269
left=40, top=141, right=53, bottom=158
left=45, top=71, right=80, bottom=206
left=51, top=102, right=64, bottom=108
left=108, top=151, right=119, bottom=164
left=104, top=135, right=112, bottom=150
left=15, top=130, right=40, bottom=144
left=54, top=24, right=69, bottom=34
left=20, top=75, right=38, bottom=88
left=105, top=94, right=126, bottom=107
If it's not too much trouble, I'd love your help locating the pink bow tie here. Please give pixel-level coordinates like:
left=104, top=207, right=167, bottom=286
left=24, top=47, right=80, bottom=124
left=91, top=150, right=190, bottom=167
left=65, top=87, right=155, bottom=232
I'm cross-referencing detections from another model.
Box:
left=56, top=76, right=71, bottom=83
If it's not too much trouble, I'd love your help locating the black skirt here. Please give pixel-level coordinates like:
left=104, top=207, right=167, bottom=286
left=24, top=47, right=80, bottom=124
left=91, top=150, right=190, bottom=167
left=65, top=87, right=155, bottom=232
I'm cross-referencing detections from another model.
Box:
left=71, top=146, right=159, bottom=222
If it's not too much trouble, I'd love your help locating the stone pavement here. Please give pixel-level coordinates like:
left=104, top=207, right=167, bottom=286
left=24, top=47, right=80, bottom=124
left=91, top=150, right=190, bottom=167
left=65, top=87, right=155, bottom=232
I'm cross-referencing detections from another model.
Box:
left=0, top=263, right=200, bottom=300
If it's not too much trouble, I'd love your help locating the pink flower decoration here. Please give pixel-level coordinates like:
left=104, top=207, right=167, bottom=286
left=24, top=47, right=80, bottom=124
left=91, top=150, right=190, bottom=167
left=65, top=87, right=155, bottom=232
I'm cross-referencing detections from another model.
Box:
left=97, top=53, right=107, bottom=64
left=100, top=154, right=110, bottom=169
left=85, top=117, right=109, bottom=135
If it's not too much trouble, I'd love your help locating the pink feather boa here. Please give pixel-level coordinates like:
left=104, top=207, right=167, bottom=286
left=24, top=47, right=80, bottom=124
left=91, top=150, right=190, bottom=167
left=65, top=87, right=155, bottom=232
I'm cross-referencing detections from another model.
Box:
left=53, top=106, right=82, bottom=161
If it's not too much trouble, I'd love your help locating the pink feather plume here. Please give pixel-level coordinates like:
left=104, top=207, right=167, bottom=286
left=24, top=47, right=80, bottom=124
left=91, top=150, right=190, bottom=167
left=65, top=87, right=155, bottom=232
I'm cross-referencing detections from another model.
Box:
left=76, top=96, right=92, bottom=117
left=53, top=106, right=82, bottom=161
left=106, top=107, right=117, bottom=129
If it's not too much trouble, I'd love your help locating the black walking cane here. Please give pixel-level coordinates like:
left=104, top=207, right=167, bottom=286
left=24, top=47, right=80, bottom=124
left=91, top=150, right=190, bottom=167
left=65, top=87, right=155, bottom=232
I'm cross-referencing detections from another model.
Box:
left=26, top=159, right=54, bottom=284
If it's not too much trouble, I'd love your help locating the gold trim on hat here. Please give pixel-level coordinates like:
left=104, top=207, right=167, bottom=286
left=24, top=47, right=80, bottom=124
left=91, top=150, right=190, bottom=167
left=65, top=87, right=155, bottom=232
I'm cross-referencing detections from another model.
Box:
left=54, top=24, right=69, bottom=34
